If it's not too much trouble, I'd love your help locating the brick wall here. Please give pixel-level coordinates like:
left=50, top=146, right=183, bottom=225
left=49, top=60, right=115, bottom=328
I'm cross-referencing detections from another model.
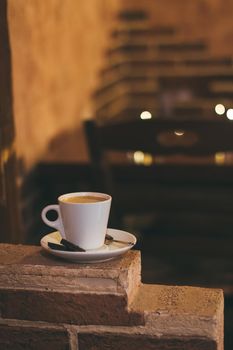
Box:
left=0, top=244, right=224, bottom=349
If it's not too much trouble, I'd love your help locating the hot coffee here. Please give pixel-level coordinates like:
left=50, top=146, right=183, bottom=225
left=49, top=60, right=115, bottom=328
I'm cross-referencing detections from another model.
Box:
left=62, top=195, right=106, bottom=204
left=41, top=191, right=111, bottom=249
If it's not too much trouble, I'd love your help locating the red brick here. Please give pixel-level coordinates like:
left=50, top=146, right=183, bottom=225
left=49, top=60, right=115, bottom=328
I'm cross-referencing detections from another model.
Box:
left=78, top=332, right=217, bottom=350
left=0, top=288, right=143, bottom=326
left=0, top=323, right=69, bottom=350
left=131, top=284, right=224, bottom=350
left=0, top=244, right=141, bottom=300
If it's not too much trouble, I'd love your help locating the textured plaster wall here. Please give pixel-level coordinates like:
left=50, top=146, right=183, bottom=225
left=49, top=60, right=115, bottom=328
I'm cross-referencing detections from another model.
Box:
left=8, top=0, right=120, bottom=169
left=7, top=0, right=233, bottom=170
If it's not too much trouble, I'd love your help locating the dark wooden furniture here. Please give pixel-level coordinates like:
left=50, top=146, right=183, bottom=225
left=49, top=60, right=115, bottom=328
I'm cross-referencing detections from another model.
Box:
left=84, top=118, right=233, bottom=207
left=84, top=118, right=233, bottom=291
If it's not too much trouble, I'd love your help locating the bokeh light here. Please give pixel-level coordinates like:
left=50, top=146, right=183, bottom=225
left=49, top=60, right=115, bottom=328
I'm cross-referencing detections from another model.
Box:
left=133, top=151, right=145, bottom=164
left=174, top=130, right=184, bottom=136
left=215, top=104, right=225, bottom=115
left=226, top=108, right=233, bottom=120
left=133, top=151, right=153, bottom=165
left=215, top=152, right=226, bottom=165
left=140, top=111, right=152, bottom=120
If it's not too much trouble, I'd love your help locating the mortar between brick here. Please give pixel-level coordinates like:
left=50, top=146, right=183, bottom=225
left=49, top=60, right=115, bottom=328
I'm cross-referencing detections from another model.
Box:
left=0, top=274, right=120, bottom=293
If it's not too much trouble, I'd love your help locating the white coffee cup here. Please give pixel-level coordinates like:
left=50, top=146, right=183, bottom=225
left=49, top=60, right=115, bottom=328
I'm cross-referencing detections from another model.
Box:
left=41, top=192, right=111, bottom=250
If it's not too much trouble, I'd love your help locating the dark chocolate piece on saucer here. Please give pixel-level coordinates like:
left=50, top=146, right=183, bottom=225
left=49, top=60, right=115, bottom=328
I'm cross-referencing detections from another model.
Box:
left=61, top=238, right=86, bottom=252
left=48, top=242, right=69, bottom=251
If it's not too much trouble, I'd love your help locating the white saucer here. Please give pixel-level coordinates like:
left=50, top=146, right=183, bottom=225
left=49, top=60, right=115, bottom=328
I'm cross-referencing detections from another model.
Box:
left=40, top=228, right=136, bottom=263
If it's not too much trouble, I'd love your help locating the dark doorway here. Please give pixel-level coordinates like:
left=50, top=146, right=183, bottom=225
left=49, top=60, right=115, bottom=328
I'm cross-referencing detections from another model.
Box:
left=0, top=0, right=21, bottom=243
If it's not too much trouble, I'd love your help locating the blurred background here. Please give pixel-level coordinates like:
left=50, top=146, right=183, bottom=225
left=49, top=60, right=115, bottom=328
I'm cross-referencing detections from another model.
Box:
left=0, top=0, right=233, bottom=347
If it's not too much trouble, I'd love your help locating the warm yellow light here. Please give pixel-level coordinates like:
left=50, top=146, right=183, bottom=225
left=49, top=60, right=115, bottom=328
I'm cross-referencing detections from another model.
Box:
left=215, top=152, right=226, bottom=165
left=133, top=151, right=153, bottom=165
left=140, top=111, right=152, bottom=120
left=215, top=104, right=225, bottom=115
left=133, top=151, right=145, bottom=164
left=226, top=108, right=233, bottom=120
left=174, top=130, right=184, bottom=136
left=143, top=153, right=153, bottom=166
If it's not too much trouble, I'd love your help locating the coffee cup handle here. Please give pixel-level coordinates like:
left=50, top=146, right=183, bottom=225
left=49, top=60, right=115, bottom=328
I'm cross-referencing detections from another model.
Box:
left=41, top=205, right=66, bottom=239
